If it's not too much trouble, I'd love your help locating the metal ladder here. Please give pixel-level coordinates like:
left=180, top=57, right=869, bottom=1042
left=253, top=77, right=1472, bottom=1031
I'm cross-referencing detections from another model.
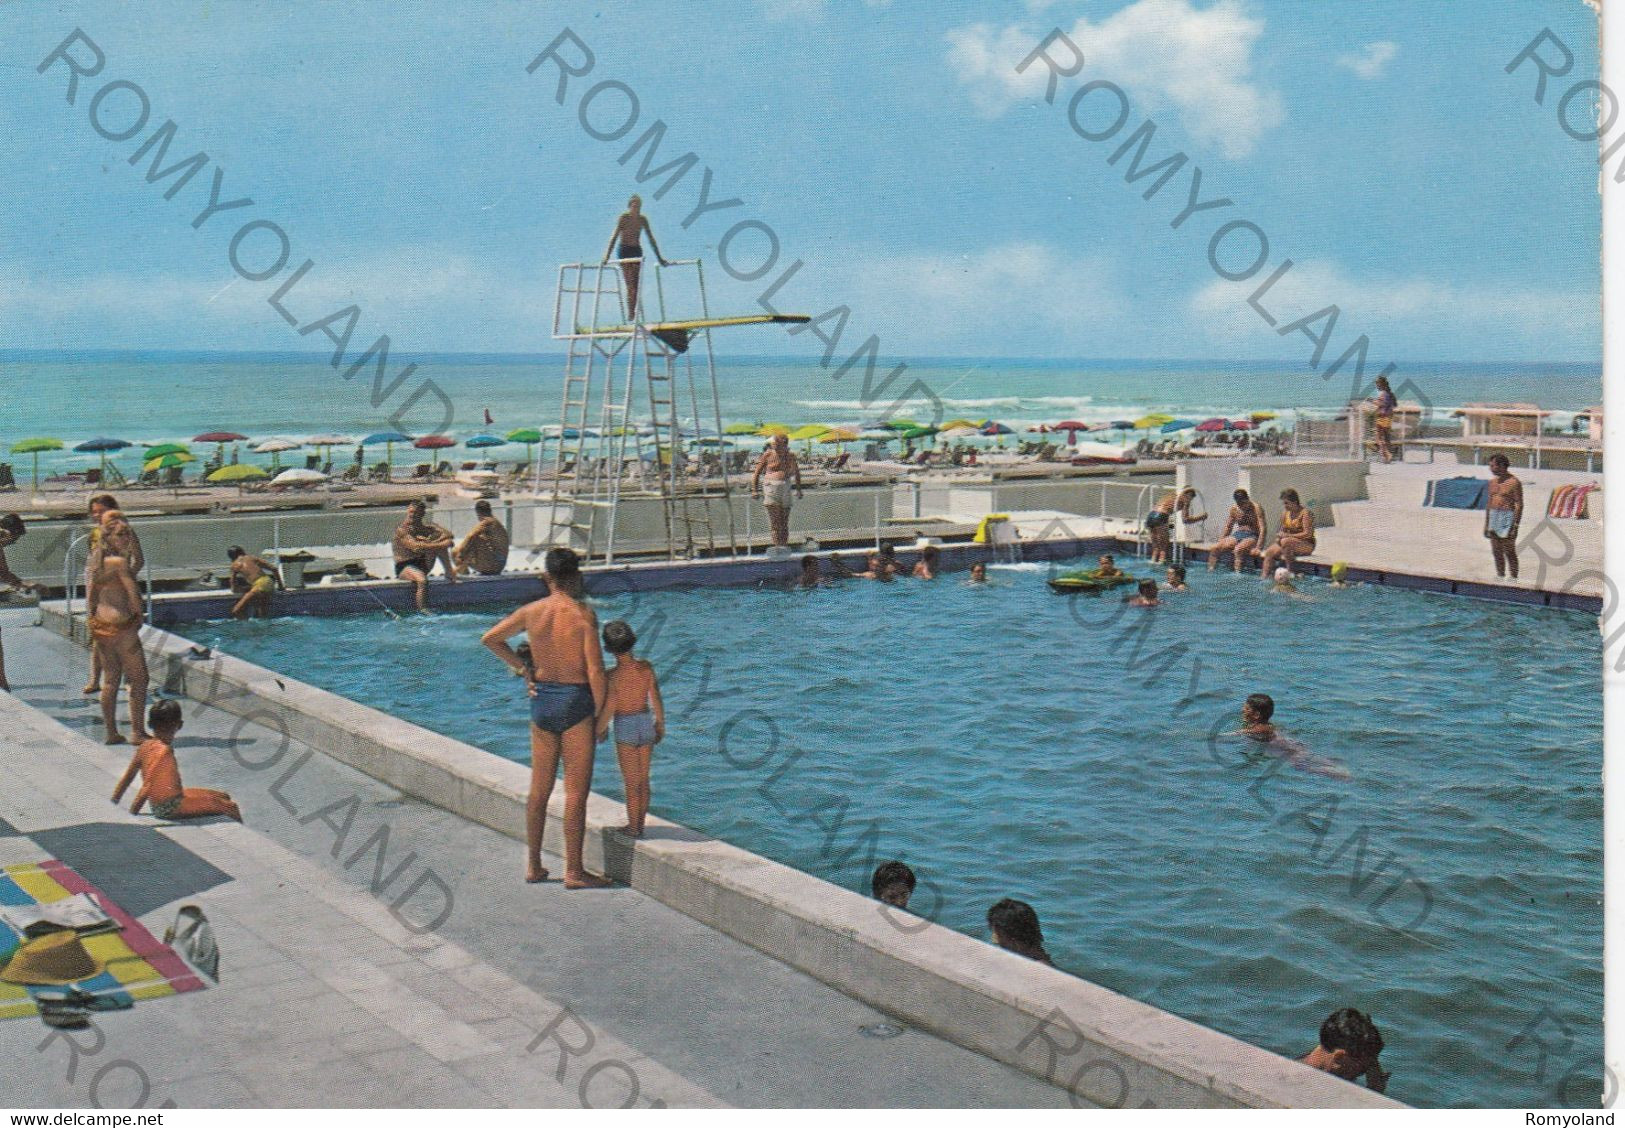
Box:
left=545, top=258, right=740, bottom=563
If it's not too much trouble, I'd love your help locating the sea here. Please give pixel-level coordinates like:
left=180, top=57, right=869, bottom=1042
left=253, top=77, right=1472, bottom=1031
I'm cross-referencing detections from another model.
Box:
left=0, top=351, right=1602, bottom=475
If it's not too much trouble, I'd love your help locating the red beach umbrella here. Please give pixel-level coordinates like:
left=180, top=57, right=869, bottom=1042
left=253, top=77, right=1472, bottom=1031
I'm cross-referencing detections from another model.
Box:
left=1230, top=419, right=1255, bottom=431
left=1195, top=418, right=1230, bottom=432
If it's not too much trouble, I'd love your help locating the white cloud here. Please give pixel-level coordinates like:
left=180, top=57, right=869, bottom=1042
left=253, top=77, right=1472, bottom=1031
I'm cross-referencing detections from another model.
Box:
left=1190, top=259, right=1599, bottom=351
left=839, top=241, right=1126, bottom=353
left=1336, top=41, right=1397, bottom=80
left=945, top=0, right=1283, bottom=159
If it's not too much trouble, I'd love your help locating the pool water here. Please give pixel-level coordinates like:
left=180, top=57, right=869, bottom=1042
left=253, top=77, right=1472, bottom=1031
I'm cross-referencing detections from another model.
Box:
left=189, top=562, right=1602, bottom=1108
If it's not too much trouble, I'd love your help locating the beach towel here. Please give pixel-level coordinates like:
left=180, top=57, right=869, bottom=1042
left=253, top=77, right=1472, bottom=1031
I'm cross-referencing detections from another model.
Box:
left=1424, top=477, right=1488, bottom=510
left=0, top=861, right=207, bottom=1019
left=1546, top=483, right=1599, bottom=519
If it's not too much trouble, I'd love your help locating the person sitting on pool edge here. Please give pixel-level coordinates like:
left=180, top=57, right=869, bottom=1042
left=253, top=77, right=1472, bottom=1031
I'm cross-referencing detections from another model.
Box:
left=987, top=898, right=1053, bottom=965
left=871, top=860, right=916, bottom=910
left=1164, top=564, right=1189, bottom=592
left=1126, top=578, right=1159, bottom=607
left=1240, top=693, right=1276, bottom=742
left=1301, top=1007, right=1388, bottom=1093
left=1210, top=488, right=1267, bottom=574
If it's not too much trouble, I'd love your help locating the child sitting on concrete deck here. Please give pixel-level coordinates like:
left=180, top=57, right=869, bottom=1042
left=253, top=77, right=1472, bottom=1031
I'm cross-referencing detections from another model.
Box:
left=597, top=620, right=664, bottom=838
left=112, top=700, right=242, bottom=822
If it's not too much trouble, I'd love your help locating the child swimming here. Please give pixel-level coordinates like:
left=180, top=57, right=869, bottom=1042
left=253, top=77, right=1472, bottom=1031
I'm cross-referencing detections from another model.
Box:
left=1126, top=578, right=1160, bottom=607
left=597, top=620, right=664, bottom=837
left=1237, top=693, right=1349, bottom=780
left=1164, top=564, right=1189, bottom=592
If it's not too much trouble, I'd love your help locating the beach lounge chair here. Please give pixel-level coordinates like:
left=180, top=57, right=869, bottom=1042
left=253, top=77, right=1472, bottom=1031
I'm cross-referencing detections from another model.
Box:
left=0, top=464, right=13, bottom=491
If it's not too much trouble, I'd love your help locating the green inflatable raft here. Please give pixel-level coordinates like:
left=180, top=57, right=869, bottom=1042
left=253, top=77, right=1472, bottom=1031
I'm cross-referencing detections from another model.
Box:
left=1046, top=569, right=1138, bottom=594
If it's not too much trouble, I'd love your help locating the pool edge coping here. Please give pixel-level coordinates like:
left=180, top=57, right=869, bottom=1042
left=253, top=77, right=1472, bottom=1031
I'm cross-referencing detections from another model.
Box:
left=36, top=600, right=1403, bottom=1110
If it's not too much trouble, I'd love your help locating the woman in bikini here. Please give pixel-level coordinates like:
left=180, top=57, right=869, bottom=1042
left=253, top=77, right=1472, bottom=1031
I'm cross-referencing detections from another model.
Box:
left=603, top=195, right=668, bottom=321
left=87, top=546, right=148, bottom=745
left=1258, top=488, right=1316, bottom=579
left=481, top=548, right=610, bottom=888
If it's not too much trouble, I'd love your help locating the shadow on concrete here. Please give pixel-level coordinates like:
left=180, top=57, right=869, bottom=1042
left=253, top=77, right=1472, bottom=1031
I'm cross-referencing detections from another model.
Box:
left=0, top=816, right=19, bottom=838
left=30, top=822, right=232, bottom=917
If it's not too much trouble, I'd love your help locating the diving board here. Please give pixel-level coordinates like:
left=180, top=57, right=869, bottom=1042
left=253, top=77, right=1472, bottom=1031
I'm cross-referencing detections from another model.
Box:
left=596, top=313, right=812, bottom=354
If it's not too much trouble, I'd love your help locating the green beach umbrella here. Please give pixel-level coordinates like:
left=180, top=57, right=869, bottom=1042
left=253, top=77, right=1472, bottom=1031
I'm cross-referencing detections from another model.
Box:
left=11, top=437, right=64, bottom=493
left=724, top=422, right=762, bottom=435
left=143, top=442, right=191, bottom=459
left=506, top=427, right=543, bottom=468
left=143, top=451, right=195, bottom=473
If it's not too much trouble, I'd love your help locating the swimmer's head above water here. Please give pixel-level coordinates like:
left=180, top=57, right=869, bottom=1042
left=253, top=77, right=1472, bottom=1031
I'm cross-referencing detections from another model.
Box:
left=969, top=562, right=987, bottom=582
left=1242, top=693, right=1275, bottom=738
left=871, top=860, right=916, bottom=910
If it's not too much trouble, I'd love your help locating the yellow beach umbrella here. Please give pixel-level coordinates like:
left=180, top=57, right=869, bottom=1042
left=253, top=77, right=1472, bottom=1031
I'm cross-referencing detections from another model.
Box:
left=758, top=423, right=792, bottom=437
left=1133, top=413, right=1174, bottom=430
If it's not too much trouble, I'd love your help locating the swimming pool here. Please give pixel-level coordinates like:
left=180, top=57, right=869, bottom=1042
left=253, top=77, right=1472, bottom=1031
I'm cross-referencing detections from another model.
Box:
left=187, top=561, right=1602, bottom=1108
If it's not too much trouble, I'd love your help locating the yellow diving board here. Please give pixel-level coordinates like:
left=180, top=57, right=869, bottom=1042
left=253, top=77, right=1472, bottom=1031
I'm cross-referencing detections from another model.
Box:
left=587, top=313, right=811, bottom=353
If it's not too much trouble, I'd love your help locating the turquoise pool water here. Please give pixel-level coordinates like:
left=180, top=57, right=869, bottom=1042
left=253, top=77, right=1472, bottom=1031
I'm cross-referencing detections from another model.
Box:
left=188, top=563, right=1602, bottom=1108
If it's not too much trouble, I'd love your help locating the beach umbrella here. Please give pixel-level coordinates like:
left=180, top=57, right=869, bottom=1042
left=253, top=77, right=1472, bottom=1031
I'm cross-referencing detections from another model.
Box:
left=858, top=428, right=895, bottom=442
left=273, top=467, right=327, bottom=485
left=1250, top=412, right=1277, bottom=422
left=207, top=464, right=268, bottom=484
left=142, top=451, right=195, bottom=473
left=879, top=418, right=920, bottom=431
left=1109, top=420, right=1135, bottom=430
left=1133, top=414, right=1174, bottom=431
left=1229, top=419, right=1255, bottom=431
left=505, top=427, right=543, bottom=467
left=1161, top=419, right=1197, bottom=433
left=412, top=435, right=456, bottom=449
left=194, top=430, right=249, bottom=467
left=981, top=422, right=1013, bottom=435
left=465, top=434, right=507, bottom=449
left=757, top=423, right=793, bottom=437
left=363, top=430, right=412, bottom=475
left=252, top=437, right=301, bottom=472
left=724, top=422, right=762, bottom=435
left=897, top=424, right=938, bottom=441
left=1051, top=421, right=1090, bottom=447
left=11, top=437, right=64, bottom=493
left=307, top=433, right=354, bottom=448
left=692, top=437, right=735, bottom=447
left=1195, top=418, right=1230, bottom=432
left=940, top=424, right=982, bottom=438
left=143, top=442, right=190, bottom=458
left=74, top=437, right=132, bottom=478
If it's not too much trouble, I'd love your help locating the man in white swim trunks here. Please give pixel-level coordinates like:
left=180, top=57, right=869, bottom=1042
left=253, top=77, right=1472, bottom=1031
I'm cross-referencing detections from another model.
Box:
left=1484, top=454, right=1523, bottom=581
left=751, top=432, right=802, bottom=550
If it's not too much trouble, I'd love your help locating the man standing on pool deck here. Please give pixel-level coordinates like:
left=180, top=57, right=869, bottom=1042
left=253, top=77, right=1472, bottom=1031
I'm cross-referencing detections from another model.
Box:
left=392, top=500, right=457, bottom=611
left=751, top=432, right=803, bottom=551
left=1209, top=488, right=1267, bottom=573
left=481, top=548, right=610, bottom=888
left=1485, top=454, right=1523, bottom=581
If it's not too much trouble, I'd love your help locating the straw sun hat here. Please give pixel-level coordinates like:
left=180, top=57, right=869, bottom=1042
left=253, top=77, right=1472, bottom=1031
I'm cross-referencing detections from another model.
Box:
left=0, top=930, right=106, bottom=986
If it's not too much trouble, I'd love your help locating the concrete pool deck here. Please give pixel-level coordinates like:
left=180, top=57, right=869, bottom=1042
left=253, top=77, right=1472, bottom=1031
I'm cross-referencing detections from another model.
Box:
left=23, top=602, right=1401, bottom=1109
left=0, top=609, right=1089, bottom=1108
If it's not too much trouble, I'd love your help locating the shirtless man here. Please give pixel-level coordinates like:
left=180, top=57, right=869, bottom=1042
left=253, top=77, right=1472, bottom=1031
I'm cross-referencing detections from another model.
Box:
left=1209, top=488, right=1267, bottom=573
left=453, top=499, right=511, bottom=577
left=0, top=515, right=45, bottom=692
left=1484, top=454, right=1524, bottom=581
left=481, top=547, right=610, bottom=888
left=1370, top=375, right=1398, bottom=464
left=227, top=546, right=282, bottom=618
left=392, top=500, right=457, bottom=611
left=751, top=433, right=803, bottom=549
left=83, top=496, right=142, bottom=696
left=603, top=195, right=668, bottom=320
left=88, top=546, right=148, bottom=745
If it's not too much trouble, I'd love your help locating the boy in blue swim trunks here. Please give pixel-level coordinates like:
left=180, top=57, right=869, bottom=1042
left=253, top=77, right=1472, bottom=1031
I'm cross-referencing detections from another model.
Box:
left=1484, top=454, right=1523, bottom=580
left=1209, top=489, right=1266, bottom=574
left=596, top=620, right=664, bottom=838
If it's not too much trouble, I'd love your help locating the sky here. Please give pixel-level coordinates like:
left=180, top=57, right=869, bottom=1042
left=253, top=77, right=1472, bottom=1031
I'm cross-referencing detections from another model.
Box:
left=0, top=0, right=1604, bottom=363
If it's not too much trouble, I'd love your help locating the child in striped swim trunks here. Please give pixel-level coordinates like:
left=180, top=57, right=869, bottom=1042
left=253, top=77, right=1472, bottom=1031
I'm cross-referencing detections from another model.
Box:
left=597, top=620, right=664, bottom=838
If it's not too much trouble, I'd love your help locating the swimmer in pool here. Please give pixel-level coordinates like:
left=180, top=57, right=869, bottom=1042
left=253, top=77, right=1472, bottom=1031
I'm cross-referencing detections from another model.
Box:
left=1164, top=564, right=1189, bottom=592
left=1125, top=578, right=1160, bottom=607
left=968, top=562, right=988, bottom=584
left=481, top=547, right=610, bottom=888
left=1238, top=693, right=1349, bottom=780
left=912, top=544, right=939, bottom=580
left=1092, top=554, right=1124, bottom=580
left=798, top=554, right=823, bottom=588
left=871, top=860, right=916, bottom=910
left=227, top=545, right=282, bottom=619
left=1328, top=561, right=1352, bottom=588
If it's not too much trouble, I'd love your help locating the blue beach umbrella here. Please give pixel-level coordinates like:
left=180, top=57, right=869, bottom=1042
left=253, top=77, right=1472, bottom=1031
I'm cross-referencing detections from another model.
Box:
left=1161, top=419, right=1197, bottom=433
left=465, top=434, right=507, bottom=449
left=362, top=430, right=412, bottom=476
left=74, top=437, right=132, bottom=478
